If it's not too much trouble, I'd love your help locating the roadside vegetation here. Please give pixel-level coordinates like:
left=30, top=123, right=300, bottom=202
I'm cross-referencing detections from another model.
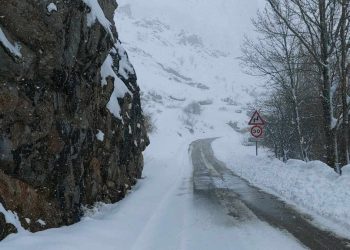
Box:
left=241, top=0, right=350, bottom=173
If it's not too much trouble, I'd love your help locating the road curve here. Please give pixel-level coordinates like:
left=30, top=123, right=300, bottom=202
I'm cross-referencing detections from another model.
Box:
left=190, top=138, right=350, bottom=250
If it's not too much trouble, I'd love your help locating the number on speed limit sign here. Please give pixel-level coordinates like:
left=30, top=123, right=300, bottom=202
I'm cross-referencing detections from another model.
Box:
left=250, top=125, right=263, bottom=138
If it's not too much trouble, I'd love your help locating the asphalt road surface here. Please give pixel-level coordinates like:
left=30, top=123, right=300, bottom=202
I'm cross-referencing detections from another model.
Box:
left=190, top=138, right=350, bottom=250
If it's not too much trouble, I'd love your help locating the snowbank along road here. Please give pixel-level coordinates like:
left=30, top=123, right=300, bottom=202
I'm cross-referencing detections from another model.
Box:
left=191, top=138, right=350, bottom=250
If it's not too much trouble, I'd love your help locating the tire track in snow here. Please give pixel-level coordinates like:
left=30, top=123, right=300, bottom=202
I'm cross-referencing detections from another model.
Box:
left=131, top=141, right=191, bottom=250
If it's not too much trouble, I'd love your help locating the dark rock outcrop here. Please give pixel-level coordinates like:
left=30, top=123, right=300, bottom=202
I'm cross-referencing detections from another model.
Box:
left=0, top=212, right=17, bottom=241
left=0, top=0, right=149, bottom=239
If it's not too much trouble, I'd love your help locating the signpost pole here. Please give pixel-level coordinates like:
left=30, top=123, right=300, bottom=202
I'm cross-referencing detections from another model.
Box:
left=256, top=141, right=258, bottom=156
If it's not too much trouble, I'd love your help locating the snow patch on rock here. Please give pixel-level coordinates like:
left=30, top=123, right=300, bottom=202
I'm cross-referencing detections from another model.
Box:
left=82, top=0, right=113, bottom=38
left=36, top=219, right=46, bottom=226
left=0, top=27, right=22, bottom=58
left=47, top=3, right=58, bottom=13
left=0, top=203, right=25, bottom=233
left=116, top=40, right=135, bottom=79
left=101, top=49, right=132, bottom=119
left=96, top=130, right=104, bottom=141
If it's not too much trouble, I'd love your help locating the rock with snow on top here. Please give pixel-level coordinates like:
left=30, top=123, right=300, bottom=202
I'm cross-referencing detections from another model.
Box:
left=47, top=3, right=57, bottom=13
left=96, top=130, right=105, bottom=141
left=0, top=0, right=149, bottom=240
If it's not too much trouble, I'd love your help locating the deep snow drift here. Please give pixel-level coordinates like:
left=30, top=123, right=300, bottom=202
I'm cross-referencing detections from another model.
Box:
left=212, top=136, right=350, bottom=239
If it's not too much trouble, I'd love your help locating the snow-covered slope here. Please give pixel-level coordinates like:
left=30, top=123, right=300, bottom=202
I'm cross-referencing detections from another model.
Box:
left=116, top=0, right=264, bottom=136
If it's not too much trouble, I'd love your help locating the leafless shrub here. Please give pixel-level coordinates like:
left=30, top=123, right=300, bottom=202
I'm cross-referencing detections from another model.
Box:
left=198, top=99, right=213, bottom=105
left=183, top=101, right=202, bottom=115
left=143, top=112, right=156, bottom=134
left=221, top=97, right=238, bottom=106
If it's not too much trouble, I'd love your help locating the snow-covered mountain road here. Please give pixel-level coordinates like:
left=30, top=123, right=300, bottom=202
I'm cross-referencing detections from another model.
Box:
left=2, top=0, right=350, bottom=248
left=191, top=138, right=350, bottom=249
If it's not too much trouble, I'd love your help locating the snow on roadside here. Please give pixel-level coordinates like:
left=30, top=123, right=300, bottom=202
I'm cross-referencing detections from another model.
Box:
left=212, top=135, right=350, bottom=238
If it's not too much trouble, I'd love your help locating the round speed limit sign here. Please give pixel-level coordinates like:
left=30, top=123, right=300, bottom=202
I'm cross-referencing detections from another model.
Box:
left=250, top=125, right=263, bottom=138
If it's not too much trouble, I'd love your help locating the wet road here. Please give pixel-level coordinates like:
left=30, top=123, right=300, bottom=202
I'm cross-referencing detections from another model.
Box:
left=190, top=138, right=350, bottom=250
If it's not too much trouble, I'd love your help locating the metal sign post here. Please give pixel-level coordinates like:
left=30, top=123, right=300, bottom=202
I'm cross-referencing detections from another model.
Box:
left=248, top=110, right=265, bottom=156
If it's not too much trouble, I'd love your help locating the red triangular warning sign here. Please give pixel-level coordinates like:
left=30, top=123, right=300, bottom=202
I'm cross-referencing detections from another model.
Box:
left=248, top=111, right=265, bottom=125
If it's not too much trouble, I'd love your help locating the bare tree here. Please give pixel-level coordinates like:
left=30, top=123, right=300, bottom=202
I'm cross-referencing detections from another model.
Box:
left=241, top=7, right=311, bottom=161
left=338, top=0, right=350, bottom=164
left=266, top=0, right=346, bottom=169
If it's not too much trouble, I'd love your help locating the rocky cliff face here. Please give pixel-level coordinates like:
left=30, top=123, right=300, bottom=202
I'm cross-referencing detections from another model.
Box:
left=0, top=0, right=149, bottom=239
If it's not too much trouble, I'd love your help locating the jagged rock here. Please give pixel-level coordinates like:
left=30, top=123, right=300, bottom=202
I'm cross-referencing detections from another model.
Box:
left=0, top=0, right=149, bottom=239
left=0, top=213, right=17, bottom=240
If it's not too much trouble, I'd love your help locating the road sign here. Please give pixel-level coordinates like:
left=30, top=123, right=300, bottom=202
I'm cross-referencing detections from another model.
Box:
left=250, top=125, right=263, bottom=138
left=248, top=111, right=265, bottom=125
left=248, top=110, right=265, bottom=156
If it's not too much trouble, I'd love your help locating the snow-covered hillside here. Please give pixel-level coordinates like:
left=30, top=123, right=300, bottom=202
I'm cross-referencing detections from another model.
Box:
left=116, top=0, right=264, bottom=132
left=113, top=0, right=273, bottom=154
